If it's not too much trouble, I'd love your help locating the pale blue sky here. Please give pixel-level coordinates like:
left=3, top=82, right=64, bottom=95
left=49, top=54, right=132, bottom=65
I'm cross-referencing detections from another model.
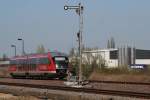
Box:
left=0, top=0, right=150, bottom=57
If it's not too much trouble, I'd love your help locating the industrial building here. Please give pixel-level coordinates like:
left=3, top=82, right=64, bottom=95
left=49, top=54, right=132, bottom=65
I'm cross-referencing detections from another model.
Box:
left=82, top=47, right=150, bottom=68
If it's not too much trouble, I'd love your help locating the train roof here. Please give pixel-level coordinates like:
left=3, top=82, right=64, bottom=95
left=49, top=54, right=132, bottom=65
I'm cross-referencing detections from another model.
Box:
left=50, top=52, right=68, bottom=57
left=10, top=52, right=68, bottom=60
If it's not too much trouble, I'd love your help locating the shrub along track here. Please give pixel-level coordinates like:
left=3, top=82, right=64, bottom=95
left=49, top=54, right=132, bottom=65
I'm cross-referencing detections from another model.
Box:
left=0, top=79, right=150, bottom=99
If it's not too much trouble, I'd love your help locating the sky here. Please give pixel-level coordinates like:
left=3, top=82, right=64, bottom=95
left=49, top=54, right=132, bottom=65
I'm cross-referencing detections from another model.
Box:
left=0, top=0, right=150, bottom=57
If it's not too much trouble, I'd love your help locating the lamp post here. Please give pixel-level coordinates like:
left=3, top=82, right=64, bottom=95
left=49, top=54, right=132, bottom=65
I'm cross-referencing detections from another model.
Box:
left=18, top=38, right=25, bottom=55
left=11, top=44, right=16, bottom=56
left=64, top=3, right=84, bottom=84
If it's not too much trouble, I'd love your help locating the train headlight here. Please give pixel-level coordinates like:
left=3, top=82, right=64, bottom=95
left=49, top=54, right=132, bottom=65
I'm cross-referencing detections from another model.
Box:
left=56, top=64, right=58, bottom=68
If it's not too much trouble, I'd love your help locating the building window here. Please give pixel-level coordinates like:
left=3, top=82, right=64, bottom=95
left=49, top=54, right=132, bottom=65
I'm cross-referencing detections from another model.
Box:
left=110, top=50, right=118, bottom=59
left=136, top=49, right=150, bottom=59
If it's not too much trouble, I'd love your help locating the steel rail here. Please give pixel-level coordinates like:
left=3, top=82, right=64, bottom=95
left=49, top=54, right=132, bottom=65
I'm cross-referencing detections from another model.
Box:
left=88, top=80, right=150, bottom=85
left=0, top=81, right=150, bottom=99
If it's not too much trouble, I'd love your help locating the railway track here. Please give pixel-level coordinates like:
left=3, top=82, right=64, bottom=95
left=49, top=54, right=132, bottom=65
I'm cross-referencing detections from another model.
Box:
left=88, top=80, right=150, bottom=85
left=0, top=81, right=150, bottom=99
left=1, top=77, right=150, bottom=85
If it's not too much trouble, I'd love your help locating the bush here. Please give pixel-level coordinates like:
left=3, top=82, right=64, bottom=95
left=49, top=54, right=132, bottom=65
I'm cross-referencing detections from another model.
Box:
left=94, top=66, right=150, bottom=75
left=82, top=64, right=93, bottom=79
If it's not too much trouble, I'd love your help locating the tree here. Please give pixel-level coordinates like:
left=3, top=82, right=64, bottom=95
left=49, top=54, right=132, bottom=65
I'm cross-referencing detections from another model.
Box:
left=110, top=37, right=115, bottom=48
left=69, top=48, right=75, bottom=57
left=2, top=53, right=7, bottom=60
left=107, top=37, right=115, bottom=48
left=36, top=44, right=45, bottom=53
left=107, top=40, right=110, bottom=48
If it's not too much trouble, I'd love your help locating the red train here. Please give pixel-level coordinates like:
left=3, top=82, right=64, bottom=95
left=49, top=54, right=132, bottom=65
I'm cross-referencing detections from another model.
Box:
left=9, top=52, right=69, bottom=79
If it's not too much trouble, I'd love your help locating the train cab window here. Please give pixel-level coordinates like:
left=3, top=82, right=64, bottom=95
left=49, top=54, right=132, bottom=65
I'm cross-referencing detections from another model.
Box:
left=54, top=57, right=68, bottom=67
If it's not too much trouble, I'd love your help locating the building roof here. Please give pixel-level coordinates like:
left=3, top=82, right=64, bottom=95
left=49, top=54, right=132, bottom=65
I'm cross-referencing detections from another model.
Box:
left=83, top=48, right=118, bottom=53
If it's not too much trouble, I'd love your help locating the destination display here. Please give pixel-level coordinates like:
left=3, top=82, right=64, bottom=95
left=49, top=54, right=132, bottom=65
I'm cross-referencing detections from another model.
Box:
left=55, top=57, right=66, bottom=61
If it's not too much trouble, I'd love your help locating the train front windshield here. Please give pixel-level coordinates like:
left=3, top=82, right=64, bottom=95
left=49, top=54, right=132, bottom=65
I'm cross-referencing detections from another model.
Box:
left=54, top=57, right=68, bottom=69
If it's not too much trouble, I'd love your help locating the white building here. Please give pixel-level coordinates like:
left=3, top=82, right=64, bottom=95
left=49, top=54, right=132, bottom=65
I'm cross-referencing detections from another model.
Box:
left=83, top=48, right=118, bottom=68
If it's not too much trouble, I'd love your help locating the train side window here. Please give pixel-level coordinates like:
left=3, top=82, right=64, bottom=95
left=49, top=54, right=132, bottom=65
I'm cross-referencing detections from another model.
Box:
left=30, top=58, right=36, bottom=64
left=10, top=60, right=16, bottom=65
left=39, top=58, right=50, bottom=64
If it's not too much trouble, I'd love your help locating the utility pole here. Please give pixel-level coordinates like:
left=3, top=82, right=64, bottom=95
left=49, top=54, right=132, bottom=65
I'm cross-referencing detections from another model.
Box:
left=11, top=44, right=16, bottom=56
left=64, top=3, right=84, bottom=84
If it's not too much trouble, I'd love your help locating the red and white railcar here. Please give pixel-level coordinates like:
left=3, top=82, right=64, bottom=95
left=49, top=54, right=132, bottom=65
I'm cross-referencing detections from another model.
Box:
left=9, top=52, right=68, bottom=79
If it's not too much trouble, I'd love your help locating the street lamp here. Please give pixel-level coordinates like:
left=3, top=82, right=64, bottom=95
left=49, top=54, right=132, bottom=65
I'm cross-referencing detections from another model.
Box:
left=11, top=44, right=16, bottom=56
left=64, top=3, right=84, bottom=84
left=18, top=38, right=25, bottom=55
